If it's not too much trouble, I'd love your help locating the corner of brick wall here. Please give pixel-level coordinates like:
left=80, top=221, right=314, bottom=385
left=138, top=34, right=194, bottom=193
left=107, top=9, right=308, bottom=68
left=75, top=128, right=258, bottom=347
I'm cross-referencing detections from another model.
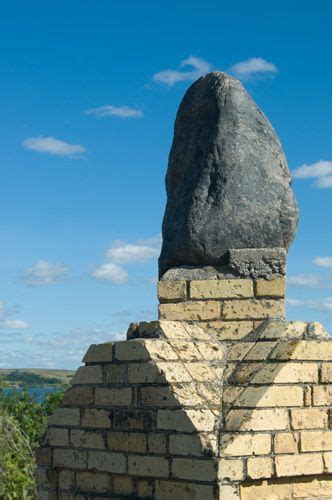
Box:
left=36, top=277, right=332, bottom=499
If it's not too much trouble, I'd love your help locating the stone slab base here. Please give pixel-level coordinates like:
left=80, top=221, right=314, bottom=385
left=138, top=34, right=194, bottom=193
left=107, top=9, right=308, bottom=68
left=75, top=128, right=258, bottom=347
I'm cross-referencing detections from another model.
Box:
left=37, top=320, right=332, bottom=499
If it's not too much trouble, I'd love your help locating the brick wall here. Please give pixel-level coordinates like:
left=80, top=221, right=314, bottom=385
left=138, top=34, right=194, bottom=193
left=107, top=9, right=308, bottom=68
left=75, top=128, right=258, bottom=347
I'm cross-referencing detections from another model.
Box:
left=37, top=312, right=332, bottom=499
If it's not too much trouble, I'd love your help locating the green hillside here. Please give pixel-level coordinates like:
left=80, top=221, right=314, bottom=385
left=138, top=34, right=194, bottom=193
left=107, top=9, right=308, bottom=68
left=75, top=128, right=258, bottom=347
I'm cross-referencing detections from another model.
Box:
left=0, top=368, right=74, bottom=387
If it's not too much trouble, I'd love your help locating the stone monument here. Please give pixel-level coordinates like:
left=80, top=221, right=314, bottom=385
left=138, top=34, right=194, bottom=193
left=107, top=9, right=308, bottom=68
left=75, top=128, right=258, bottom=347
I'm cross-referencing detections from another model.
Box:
left=37, top=73, right=332, bottom=499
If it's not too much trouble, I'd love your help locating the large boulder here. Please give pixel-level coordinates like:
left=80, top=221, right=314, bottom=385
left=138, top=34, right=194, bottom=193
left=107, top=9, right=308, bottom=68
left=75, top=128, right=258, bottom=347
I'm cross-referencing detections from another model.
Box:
left=159, top=72, right=298, bottom=277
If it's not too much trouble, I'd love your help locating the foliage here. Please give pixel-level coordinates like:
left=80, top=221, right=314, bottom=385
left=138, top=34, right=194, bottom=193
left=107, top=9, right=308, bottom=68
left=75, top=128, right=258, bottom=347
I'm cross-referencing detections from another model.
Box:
left=0, top=387, right=64, bottom=499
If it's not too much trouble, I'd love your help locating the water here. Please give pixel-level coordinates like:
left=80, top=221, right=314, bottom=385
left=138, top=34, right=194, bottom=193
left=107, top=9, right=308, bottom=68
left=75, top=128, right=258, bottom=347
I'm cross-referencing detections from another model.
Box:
left=3, top=386, right=64, bottom=403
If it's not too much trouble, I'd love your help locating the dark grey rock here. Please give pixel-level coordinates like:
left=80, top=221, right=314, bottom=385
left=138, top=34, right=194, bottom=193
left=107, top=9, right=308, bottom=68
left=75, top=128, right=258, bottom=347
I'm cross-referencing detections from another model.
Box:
left=159, top=72, right=299, bottom=277
left=228, top=248, right=286, bottom=278
left=161, top=265, right=240, bottom=282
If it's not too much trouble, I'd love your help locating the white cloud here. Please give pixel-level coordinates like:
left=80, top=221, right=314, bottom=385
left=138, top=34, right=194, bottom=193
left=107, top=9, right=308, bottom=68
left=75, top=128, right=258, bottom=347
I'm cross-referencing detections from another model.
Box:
left=85, top=105, right=143, bottom=118
left=314, top=176, right=332, bottom=189
left=153, top=56, right=212, bottom=87
left=292, top=160, right=332, bottom=179
left=106, top=236, right=161, bottom=264
left=91, top=263, right=129, bottom=284
left=0, top=319, right=29, bottom=330
left=229, top=57, right=278, bottom=81
left=313, top=256, right=332, bottom=268
left=288, top=274, right=321, bottom=287
left=287, top=296, right=332, bottom=312
left=0, top=300, right=6, bottom=317
left=106, top=241, right=160, bottom=263
left=23, top=260, right=70, bottom=286
left=23, top=136, right=86, bottom=157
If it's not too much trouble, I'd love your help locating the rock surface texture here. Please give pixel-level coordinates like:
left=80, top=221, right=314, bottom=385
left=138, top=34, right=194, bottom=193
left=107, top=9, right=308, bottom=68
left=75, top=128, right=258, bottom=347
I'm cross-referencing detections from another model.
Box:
left=159, top=72, right=298, bottom=277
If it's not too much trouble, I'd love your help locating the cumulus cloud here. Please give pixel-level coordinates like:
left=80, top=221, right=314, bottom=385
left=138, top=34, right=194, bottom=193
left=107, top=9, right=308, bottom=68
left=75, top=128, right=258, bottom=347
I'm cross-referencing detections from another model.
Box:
left=22, top=260, right=70, bottom=286
left=91, top=263, right=129, bottom=284
left=313, top=256, right=332, bottom=268
left=292, top=161, right=332, bottom=179
left=153, top=56, right=212, bottom=86
left=106, top=241, right=160, bottom=263
left=287, top=296, right=332, bottom=312
left=85, top=105, right=143, bottom=118
left=288, top=274, right=321, bottom=287
left=229, top=57, right=278, bottom=81
left=314, top=176, right=332, bottom=189
left=23, top=136, right=86, bottom=157
left=0, top=299, right=29, bottom=331
left=292, top=161, right=332, bottom=189
left=0, top=319, right=29, bottom=330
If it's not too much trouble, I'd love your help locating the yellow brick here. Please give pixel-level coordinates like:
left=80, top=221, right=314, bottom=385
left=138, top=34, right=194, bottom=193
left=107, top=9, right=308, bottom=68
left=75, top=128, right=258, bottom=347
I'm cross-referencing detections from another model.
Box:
left=324, top=452, right=332, bottom=472
left=71, top=429, right=105, bottom=449
left=167, top=340, right=202, bottom=360
left=157, top=362, right=192, bottom=382
left=171, top=458, right=216, bottom=481
left=223, top=385, right=303, bottom=407
left=185, top=362, right=216, bottom=381
left=128, top=455, right=169, bottom=477
left=271, top=340, right=332, bottom=361
left=83, top=343, right=113, bottom=363
left=291, top=408, right=328, bottom=430
left=48, top=428, right=69, bottom=446
left=114, top=340, right=150, bottom=361
left=292, top=477, right=332, bottom=498
left=95, top=387, right=132, bottom=406
left=137, top=480, right=153, bottom=498
left=255, top=277, right=286, bottom=298
left=321, top=363, right=332, bottom=383
left=155, top=481, right=214, bottom=499
left=81, top=409, right=111, bottom=428
left=140, top=386, right=181, bottom=407
left=194, top=340, right=225, bottom=360
left=158, top=280, right=187, bottom=302
left=222, top=299, right=285, bottom=320
left=274, top=432, right=298, bottom=454
left=71, top=365, right=103, bottom=384
left=247, top=456, right=273, bottom=479
left=190, top=279, right=253, bottom=299
left=220, top=433, right=271, bottom=456
left=225, top=409, right=288, bottom=431
left=218, top=458, right=244, bottom=481
left=36, top=469, right=57, bottom=489
left=206, top=321, right=254, bottom=340
left=104, top=364, right=126, bottom=384
left=313, top=385, right=332, bottom=406
left=87, top=450, right=126, bottom=473
left=301, top=430, right=332, bottom=451
left=63, top=386, right=94, bottom=406
left=127, top=362, right=162, bottom=384
left=240, top=480, right=292, bottom=500
left=53, top=449, right=87, bottom=469
left=48, top=408, right=80, bottom=427
left=107, top=431, right=147, bottom=453
left=251, top=361, right=318, bottom=383
left=275, top=452, right=324, bottom=477
left=219, top=485, right=240, bottom=500
left=58, top=470, right=74, bottom=490
left=112, top=476, right=133, bottom=495
left=148, top=433, right=167, bottom=454
left=157, top=409, right=216, bottom=432
left=169, top=433, right=217, bottom=456
left=159, top=301, right=220, bottom=321
left=76, top=472, right=109, bottom=493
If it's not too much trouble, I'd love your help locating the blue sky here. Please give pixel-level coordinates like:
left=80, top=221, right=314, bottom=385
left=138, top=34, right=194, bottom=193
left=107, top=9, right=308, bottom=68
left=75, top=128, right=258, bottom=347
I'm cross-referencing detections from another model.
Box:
left=0, top=1, right=331, bottom=369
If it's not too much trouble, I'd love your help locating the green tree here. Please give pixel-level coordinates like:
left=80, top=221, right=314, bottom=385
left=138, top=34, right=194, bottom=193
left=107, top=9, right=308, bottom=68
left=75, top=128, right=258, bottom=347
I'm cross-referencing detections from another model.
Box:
left=0, top=388, right=64, bottom=499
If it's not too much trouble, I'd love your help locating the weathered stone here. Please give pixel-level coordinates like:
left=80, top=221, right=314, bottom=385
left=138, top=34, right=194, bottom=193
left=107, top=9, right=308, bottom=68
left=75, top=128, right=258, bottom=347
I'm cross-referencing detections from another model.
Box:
left=159, top=72, right=298, bottom=276
left=228, top=248, right=286, bottom=278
